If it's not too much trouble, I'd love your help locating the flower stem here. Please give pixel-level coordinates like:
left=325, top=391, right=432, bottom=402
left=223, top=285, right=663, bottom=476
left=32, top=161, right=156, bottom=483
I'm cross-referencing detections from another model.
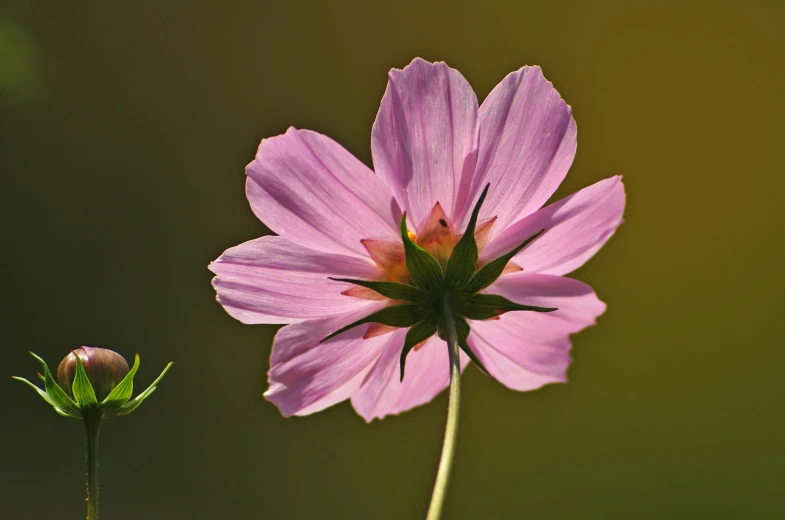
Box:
left=83, top=410, right=102, bottom=520
left=426, top=296, right=462, bottom=520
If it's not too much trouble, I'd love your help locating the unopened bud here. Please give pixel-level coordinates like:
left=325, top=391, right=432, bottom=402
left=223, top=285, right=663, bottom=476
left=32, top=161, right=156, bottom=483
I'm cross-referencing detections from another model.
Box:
left=57, top=347, right=130, bottom=401
left=15, top=348, right=172, bottom=419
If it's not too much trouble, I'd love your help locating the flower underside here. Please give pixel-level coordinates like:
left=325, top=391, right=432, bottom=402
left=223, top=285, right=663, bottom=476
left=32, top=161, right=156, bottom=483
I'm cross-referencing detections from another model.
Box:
left=322, top=184, right=557, bottom=381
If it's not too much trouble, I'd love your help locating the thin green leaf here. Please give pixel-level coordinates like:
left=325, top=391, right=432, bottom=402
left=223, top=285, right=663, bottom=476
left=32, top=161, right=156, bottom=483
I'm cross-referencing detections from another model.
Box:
left=456, top=293, right=557, bottom=321
left=12, top=376, right=56, bottom=406
left=400, top=214, right=443, bottom=290
left=321, top=303, right=424, bottom=343
left=445, top=184, right=489, bottom=287
left=466, top=230, right=545, bottom=293
left=72, top=357, right=98, bottom=408
left=117, top=388, right=155, bottom=416
left=52, top=406, right=79, bottom=418
left=29, top=352, right=78, bottom=413
left=102, top=354, right=140, bottom=407
left=116, top=362, right=173, bottom=416
left=328, top=278, right=423, bottom=302
left=399, top=321, right=438, bottom=381
left=453, top=319, right=491, bottom=376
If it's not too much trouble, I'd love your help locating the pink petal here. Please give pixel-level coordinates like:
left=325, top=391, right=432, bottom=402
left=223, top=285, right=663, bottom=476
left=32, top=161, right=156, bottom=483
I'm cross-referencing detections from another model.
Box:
left=212, top=235, right=378, bottom=277
left=209, top=236, right=380, bottom=324
left=468, top=274, right=606, bottom=391
left=371, top=58, right=479, bottom=226
left=265, top=304, right=393, bottom=417
left=462, top=66, right=577, bottom=231
left=246, top=128, right=399, bottom=256
left=351, top=335, right=469, bottom=422
left=482, top=176, right=625, bottom=276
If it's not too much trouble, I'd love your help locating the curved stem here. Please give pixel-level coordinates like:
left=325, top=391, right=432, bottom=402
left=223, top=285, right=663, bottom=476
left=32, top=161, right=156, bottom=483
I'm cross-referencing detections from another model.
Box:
left=426, top=296, right=462, bottom=520
left=83, top=410, right=102, bottom=520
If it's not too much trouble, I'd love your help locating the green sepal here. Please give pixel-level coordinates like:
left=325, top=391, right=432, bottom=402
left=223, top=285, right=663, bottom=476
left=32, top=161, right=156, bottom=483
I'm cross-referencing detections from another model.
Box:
left=321, top=303, right=425, bottom=343
left=102, top=354, right=140, bottom=408
left=52, top=406, right=76, bottom=417
left=12, top=376, right=57, bottom=407
left=117, top=388, right=156, bottom=416
left=452, top=318, right=491, bottom=377
left=329, top=278, right=423, bottom=302
left=445, top=184, right=489, bottom=288
left=28, top=352, right=79, bottom=413
left=399, top=320, right=438, bottom=381
left=115, top=362, right=173, bottom=416
left=456, top=293, right=556, bottom=321
left=466, top=230, right=545, bottom=293
left=72, top=357, right=98, bottom=408
left=400, top=214, right=443, bottom=290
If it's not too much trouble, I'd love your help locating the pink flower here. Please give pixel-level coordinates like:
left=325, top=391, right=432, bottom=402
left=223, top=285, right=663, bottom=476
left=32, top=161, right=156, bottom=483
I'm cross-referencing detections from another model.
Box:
left=209, top=58, right=625, bottom=422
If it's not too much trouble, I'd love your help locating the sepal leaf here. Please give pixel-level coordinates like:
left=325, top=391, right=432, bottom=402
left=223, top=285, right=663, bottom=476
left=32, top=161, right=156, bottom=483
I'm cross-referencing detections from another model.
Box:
left=53, top=406, right=76, bottom=417
left=115, top=362, right=173, bottom=416
left=72, top=357, right=98, bottom=408
left=456, top=293, right=556, bottom=320
left=29, top=352, right=78, bottom=413
left=102, top=354, right=140, bottom=408
left=466, top=230, right=544, bottom=293
left=399, top=320, right=438, bottom=381
left=321, top=304, right=425, bottom=343
left=329, top=278, right=423, bottom=302
left=445, top=184, right=489, bottom=288
left=12, top=376, right=57, bottom=407
left=400, top=214, right=443, bottom=290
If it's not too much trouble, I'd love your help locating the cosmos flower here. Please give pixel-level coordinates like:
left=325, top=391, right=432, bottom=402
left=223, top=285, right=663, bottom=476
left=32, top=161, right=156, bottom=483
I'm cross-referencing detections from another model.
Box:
left=210, top=58, right=625, bottom=422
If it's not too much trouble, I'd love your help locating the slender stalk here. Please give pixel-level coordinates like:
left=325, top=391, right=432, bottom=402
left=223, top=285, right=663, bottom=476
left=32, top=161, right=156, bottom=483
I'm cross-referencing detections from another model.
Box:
left=83, top=410, right=102, bottom=520
left=426, top=296, right=462, bottom=520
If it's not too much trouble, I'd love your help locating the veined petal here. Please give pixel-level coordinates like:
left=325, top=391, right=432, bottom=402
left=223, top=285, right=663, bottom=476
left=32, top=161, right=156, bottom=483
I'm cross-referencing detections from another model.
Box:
left=246, top=128, right=399, bottom=256
left=462, top=66, right=576, bottom=231
left=467, top=333, right=570, bottom=391
left=482, top=176, right=625, bottom=276
left=468, top=274, right=606, bottom=391
left=351, top=334, right=469, bottom=422
left=265, top=303, right=392, bottom=417
left=210, top=236, right=382, bottom=324
left=371, top=58, right=479, bottom=226
left=213, top=235, right=378, bottom=277
left=487, top=273, right=607, bottom=332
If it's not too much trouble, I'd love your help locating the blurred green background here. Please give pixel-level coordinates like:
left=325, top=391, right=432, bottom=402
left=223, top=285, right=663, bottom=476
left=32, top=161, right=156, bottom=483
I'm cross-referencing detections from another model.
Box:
left=1, top=1, right=783, bottom=518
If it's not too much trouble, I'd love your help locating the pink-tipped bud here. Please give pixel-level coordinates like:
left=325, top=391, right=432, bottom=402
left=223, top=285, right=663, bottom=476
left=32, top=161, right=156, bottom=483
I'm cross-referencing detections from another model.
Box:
left=57, top=347, right=130, bottom=401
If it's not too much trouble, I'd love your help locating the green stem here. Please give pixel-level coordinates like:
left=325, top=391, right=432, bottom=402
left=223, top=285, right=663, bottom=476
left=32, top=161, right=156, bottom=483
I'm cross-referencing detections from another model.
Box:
left=83, top=410, right=102, bottom=520
left=426, top=296, right=462, bottom=520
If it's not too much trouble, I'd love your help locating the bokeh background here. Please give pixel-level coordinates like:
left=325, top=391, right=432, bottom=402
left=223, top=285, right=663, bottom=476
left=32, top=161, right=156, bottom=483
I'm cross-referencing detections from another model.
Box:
left=1, top=1, right=784, bottom=518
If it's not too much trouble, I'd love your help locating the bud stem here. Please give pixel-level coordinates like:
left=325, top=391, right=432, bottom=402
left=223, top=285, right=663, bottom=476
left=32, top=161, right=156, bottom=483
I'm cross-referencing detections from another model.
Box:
left=83, top=410, right=102, bottom=520
left=426, top=295, right=462, bottom=520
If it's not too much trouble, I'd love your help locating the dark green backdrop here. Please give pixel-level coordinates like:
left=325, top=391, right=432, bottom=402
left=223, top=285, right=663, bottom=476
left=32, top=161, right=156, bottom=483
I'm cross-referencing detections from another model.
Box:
left=2, top=1, right=783, bottom=519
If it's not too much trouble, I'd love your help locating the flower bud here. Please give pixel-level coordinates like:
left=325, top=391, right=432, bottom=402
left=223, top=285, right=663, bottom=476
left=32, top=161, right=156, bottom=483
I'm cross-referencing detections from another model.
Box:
left=57, top=347, right=130, bottom=402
